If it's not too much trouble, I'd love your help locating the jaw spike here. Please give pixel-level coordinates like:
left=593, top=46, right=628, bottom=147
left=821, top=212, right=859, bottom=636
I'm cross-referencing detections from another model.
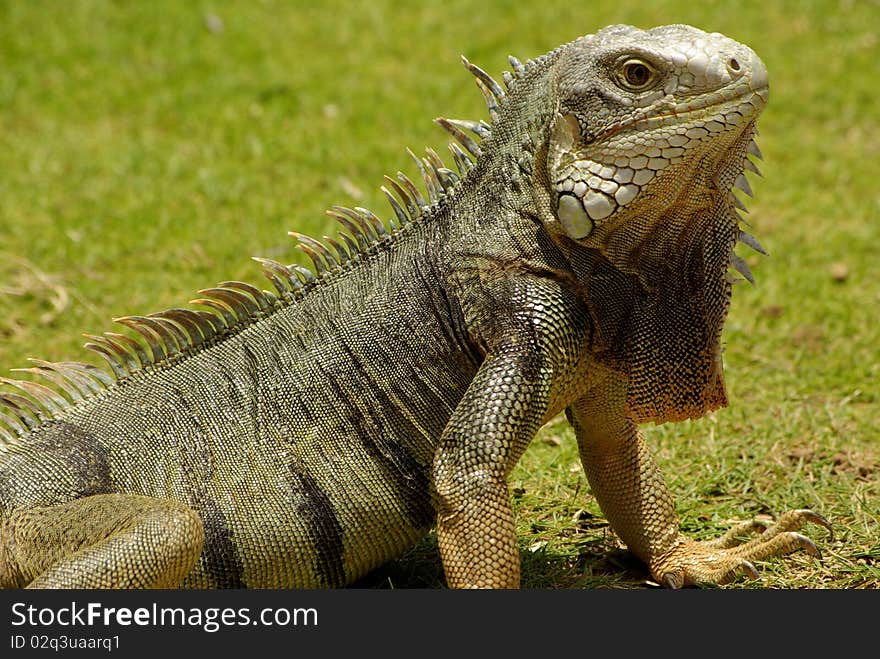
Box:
left=729, top=192, right=749, bottom=212
left=747, top=140, right=763, bottom=160
left=738, top=230, right=768, bottom=256
left=733, top=173, right=754, bottom=197
left=743, top=158, right=762, bottom=176
left=729, top=252, right=755, bottom=285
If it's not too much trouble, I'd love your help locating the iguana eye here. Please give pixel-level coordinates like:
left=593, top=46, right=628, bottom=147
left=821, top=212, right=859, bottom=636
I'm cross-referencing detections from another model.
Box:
left=616, top=58, right=657, bottom=91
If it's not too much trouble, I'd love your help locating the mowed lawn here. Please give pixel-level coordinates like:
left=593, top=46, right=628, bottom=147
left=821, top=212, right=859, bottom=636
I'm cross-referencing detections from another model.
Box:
left=0, top=1, right=876, bottom=588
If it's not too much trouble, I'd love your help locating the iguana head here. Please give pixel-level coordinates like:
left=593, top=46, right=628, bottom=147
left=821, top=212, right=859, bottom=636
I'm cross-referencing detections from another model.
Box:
left=544, top=23, right=766, bottom=244
left=537, top=25, right=769, bottom=423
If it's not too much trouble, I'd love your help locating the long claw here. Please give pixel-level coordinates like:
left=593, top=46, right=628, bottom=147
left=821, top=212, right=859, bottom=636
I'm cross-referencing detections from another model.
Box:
left=662, top=571, right=684, bottom=590
left=738, top=560, right=759, bottom=581
left=798, top=510, right=833, bottom=538
left=651, top=509, right=830, bottom=588
left=766, top=509, right=833, bottom=540
left=787, top=532, right=822, bottom=559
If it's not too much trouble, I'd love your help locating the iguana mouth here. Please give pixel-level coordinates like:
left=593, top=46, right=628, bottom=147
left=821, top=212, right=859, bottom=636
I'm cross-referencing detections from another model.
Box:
left=552, top=79, right=766, bottom=242
left=598, top=83, right=769, bottom=145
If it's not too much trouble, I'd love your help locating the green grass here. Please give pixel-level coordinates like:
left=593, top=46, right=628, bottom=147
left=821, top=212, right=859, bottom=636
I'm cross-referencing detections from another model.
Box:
left=1, top=0, right=877, bottom=589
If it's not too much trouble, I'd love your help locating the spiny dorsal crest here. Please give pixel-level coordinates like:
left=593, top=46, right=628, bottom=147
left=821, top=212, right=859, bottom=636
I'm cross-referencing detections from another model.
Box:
left=0, top=49, right=523, bottom=446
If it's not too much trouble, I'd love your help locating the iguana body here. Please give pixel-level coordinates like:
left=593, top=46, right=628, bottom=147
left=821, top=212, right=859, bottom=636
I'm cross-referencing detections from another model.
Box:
left=0, top=24, right=828, bottom=589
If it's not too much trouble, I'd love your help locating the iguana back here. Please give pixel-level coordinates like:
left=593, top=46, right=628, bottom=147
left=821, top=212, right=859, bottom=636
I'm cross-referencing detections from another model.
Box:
left=1, top=190, right=484, bottom=586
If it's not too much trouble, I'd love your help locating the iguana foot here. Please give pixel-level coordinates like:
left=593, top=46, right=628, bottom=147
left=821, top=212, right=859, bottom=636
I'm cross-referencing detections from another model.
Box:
left=651, top=509, right=832, bottom=588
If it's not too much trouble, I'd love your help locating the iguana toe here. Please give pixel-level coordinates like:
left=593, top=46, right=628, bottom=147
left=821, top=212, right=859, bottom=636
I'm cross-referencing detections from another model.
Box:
left=651, top=509, right=831, bottom=588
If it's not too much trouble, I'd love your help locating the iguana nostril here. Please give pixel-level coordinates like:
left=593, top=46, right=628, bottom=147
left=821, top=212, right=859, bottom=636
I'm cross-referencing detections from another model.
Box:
left=727, top=57, right=741, bottom=73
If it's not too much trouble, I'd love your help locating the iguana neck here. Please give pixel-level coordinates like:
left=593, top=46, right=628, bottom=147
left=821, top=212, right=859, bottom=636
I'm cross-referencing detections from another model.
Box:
left=453, top=56, right=743, bottom=426
left=564, top=170, right=740, bottom=424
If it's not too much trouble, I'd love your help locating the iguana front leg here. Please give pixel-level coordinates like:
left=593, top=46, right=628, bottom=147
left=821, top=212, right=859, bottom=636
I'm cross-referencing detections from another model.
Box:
left=1, top=493, right=204, bottom=588
left=433, top=343, right=554, bottom=589
left=567, top=372, right=830, bottom=588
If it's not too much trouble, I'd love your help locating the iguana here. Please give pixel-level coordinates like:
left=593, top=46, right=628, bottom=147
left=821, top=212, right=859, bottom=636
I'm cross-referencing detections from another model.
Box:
left=0, top=24, right=829, bottom=589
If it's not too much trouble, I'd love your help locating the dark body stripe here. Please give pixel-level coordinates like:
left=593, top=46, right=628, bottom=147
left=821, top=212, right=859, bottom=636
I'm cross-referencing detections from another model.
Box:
left=286, top=465, right=345, bottom=587
left=165, top=385, right=246, bottom=588
left=322, top=339, right=435, bottom=533
left=197, top=496, right=246, bottom=587
left=0, top=422, right=112, bottom=511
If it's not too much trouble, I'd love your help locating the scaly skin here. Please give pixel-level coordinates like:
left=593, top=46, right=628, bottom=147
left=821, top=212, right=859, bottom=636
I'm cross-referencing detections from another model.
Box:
left=435, top=24, right=830, bottom=588
left=568, top=369, right=831, bottom=588
left=0, top=24, right=828, bottom=589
